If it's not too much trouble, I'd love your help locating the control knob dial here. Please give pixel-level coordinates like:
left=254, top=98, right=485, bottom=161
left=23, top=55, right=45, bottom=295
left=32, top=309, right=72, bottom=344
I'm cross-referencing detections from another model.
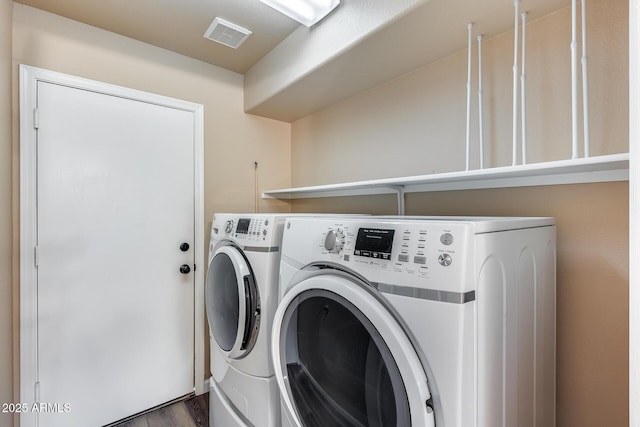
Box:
left=224, top=219, right=234, bottom=234
left=324, top=229, right=345, bottom=254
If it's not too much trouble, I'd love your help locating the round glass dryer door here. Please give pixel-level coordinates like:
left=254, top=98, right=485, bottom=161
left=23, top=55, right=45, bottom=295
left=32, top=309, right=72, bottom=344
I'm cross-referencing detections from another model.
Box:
left=205, top=245, right=260, bottom=359
left=272, top=274, right=435, bottom=427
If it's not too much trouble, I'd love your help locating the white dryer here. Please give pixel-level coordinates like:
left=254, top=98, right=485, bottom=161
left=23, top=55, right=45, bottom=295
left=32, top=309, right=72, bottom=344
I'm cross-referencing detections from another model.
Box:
left=206, top=213, right=286, bottom=427
left=273, top=216, right=556, bottom=427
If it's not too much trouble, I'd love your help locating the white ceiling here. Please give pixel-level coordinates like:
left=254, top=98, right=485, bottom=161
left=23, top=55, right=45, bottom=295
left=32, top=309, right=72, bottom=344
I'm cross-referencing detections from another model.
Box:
left=14, top=0, right=301, bottom=74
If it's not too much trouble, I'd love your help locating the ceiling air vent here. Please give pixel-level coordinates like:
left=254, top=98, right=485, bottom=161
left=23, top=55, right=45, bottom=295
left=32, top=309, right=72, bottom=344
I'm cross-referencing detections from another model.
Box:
left=204, top=17, right=252, bottom=49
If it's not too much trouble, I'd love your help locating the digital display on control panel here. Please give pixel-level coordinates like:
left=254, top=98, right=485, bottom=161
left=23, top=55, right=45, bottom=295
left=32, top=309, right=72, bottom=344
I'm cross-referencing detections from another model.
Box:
left=236, top=218, right=250, bottom=234
left=354, top=228, right=395, bottom=260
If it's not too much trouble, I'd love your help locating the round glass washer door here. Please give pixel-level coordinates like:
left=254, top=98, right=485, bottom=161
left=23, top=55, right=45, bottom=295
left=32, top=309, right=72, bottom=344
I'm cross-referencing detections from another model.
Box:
left=205, top=245, right=260, bottom=359
left=272, top=274, right=435, bottom=427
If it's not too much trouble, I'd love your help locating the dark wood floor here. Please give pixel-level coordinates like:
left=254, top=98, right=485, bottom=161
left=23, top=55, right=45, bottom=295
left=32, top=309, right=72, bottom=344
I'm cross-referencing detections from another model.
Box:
left=112, top=393, right=209, bottom=427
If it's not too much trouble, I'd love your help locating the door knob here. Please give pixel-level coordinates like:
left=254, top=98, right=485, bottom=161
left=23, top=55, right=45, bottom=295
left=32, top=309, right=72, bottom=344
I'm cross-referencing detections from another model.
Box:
left=180, top=242, right=190, bottom=252
left=179, top=264, right=191, bottom=274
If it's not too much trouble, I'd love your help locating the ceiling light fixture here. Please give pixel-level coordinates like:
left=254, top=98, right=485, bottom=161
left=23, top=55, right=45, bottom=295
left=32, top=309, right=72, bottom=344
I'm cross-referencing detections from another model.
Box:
left=259, top=0, right=341, bottom=27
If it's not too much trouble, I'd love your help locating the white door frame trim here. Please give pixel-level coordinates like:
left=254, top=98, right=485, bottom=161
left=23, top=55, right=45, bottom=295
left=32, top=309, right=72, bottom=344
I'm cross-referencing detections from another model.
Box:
left=19, top=65, right=206, bottom=425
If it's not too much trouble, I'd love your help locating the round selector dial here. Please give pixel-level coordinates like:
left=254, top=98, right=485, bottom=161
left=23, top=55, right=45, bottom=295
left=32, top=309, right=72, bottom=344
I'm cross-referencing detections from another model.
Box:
left=438, top=253, right=453, bottom=266
left=324, top=229, right=345, bottom=254
left=224, top=219, right=234, bottom=234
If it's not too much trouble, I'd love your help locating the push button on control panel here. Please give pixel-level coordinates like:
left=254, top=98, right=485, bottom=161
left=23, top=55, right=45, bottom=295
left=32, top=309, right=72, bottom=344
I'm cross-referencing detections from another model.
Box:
left=398, top=254, right=410, bottom=262
left=413, top=256, right=427, bottom=265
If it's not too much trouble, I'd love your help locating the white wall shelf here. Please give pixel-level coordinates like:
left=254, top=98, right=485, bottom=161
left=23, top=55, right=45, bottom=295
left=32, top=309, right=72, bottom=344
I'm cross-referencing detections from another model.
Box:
left=263, top=153, right=629, bottom=209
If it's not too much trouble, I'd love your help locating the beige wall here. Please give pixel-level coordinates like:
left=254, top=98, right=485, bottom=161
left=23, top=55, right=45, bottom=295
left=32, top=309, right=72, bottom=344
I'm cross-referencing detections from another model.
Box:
left=290, top=0, right=629, bottom=425
left=1, top=0, right=13, bottom=426
left=291, top=0, right=628, bottom=186
left=10, top=2, right=291, bottom=406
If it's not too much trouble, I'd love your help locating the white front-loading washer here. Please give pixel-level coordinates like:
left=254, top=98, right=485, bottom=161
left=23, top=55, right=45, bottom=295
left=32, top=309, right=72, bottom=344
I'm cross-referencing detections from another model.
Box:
left=206, top=213, right=287, bottom=427
left=273, top=216, right=556, bottom=427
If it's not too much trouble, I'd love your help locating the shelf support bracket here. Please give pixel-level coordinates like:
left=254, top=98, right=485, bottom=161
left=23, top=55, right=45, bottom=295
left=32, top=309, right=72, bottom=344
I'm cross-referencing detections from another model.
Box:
left=389, top=185, right=406, bottom=216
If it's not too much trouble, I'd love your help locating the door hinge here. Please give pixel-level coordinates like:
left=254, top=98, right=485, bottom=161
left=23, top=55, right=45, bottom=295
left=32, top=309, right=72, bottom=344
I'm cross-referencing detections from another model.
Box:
left=33, top=108, right=39, bottom=129
left=34, top=381, right=40, bottom=401
left=34, top=246, right=39, bottom=267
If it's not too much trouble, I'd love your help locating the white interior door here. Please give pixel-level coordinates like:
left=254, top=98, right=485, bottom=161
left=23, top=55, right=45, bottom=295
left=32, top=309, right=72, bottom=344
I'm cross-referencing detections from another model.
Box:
left=34, top=80, right=196, bottom=426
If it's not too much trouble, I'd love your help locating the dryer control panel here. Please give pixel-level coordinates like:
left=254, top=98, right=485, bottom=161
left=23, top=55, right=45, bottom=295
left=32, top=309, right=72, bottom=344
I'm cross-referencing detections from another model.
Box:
left=210, top=214, right=286, bottom=251
left=233, top=217, right=270, bottom=241
left=281, top=217, right=474, bottom=293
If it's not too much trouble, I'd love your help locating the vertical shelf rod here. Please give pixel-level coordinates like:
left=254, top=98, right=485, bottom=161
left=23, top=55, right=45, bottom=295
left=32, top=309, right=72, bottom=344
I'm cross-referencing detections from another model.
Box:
left=582, top=0, right=591, bottom=157
left=465, top=22, right=473, bottom=171
left=478, top=34, right=485, bottom=170
left=521, top=12, right=528, bottom=165
left=512, top=0, right=520, bottom=166
left=571, top=0, right=579, bottom=159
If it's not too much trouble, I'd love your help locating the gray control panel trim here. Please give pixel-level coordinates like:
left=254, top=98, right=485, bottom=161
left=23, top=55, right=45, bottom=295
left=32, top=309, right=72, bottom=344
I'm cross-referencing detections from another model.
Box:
left=242, top=246, right=280, bottom=253
left=373, top=282, right=476, bottom=304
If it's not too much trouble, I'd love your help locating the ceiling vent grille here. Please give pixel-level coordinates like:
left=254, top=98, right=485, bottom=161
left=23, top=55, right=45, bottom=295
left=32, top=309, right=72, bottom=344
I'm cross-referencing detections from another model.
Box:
left=204, top=17, right=252, bottom=49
